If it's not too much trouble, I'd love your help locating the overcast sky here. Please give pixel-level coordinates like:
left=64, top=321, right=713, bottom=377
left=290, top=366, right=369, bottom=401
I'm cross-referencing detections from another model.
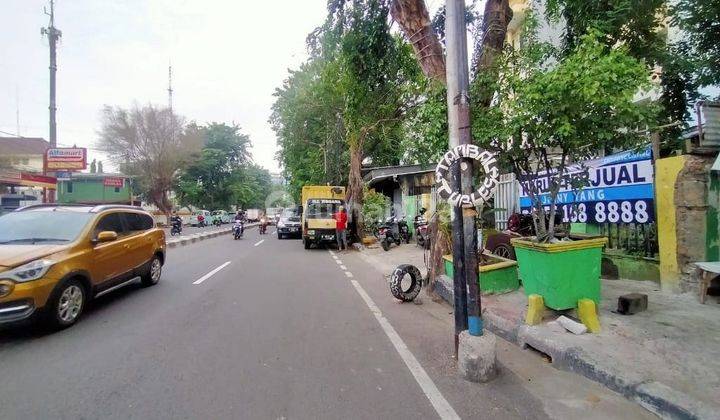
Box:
left=1, top=0, right=334, bottom=172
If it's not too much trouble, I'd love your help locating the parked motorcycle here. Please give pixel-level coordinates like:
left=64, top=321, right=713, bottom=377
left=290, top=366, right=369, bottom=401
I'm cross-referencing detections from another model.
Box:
left=197, top=215, right=206, bottom=228
left=378, top=216, right=404, bottom=251
left=414, top=214, right=429, bottom=249
left=213, top=218, right=222, bottom=227
left=233, top=220, right=244, bottom=240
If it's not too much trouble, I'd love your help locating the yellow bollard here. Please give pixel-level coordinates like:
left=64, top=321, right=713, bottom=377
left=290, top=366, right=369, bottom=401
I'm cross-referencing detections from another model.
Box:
left=578, top=298, right=601, bottom=333
left=525, top=294, right=545, bottom=326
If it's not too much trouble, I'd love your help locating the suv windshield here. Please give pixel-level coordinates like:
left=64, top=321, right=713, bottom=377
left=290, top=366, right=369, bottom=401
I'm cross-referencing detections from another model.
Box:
left=0, top=211, right=93, bottom=244
left=306, top=200, right=343, bottom=219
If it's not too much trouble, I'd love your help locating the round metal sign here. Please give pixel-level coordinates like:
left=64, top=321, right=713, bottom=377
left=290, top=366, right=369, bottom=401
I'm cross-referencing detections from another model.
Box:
left=435, top=144, right=500, bottom=207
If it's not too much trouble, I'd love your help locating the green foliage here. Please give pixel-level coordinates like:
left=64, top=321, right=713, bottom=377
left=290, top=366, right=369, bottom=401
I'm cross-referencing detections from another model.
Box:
left=362, top=186, right=391, bottom=225
left=175, top=123, right=270, bottom=210
left=671, top=0, right=720, bottom=88
left=401, top=81, right=448, bottom=164
left=273, top=1, right=424, bottom=208
left=473, top=30, right=657, bottom=241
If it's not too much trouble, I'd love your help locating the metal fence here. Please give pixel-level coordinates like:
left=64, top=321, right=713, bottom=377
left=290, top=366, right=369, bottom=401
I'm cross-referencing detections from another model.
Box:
left=494, top=173, right=519, bottom=230
left=597, top=222, right=658, bottom=259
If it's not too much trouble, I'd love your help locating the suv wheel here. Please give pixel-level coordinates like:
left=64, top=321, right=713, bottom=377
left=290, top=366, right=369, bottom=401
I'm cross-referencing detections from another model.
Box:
left=46, top=279, right=86, bottom=329
left=141, top=257, right=162, bottom=286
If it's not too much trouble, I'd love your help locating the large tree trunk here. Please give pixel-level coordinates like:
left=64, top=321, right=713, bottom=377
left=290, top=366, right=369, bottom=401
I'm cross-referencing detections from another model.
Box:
left=346, top=140, right=365, bottom=241
left=474, top=0, right=513, bottom=106
left=391, top=0, right=512, bottom=293
left=390, top=0, right=446, bottom=84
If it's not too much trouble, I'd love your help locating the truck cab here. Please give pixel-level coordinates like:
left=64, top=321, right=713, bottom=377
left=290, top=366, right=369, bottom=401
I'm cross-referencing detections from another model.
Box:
left=301, top=186, right=346, bottom=250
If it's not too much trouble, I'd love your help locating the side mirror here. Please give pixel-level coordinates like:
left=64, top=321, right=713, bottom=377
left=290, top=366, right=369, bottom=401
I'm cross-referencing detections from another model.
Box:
left=95, top=231, right=118, bottom=243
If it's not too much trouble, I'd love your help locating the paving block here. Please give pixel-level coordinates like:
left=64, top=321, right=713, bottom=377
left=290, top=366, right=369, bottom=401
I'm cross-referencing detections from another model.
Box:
left=578, top=298, right=601, bottom=333
left=617, top=293, right=648, bottom=315
left=525, top=294, right=544, bottom=326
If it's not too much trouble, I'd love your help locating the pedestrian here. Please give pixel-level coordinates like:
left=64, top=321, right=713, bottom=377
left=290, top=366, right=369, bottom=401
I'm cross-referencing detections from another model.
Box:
left=334, top=205, right=348, bottom=251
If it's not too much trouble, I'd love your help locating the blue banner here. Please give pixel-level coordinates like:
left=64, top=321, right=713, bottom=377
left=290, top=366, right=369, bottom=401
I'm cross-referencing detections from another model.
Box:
left=519, top=147, right=655, bottom=224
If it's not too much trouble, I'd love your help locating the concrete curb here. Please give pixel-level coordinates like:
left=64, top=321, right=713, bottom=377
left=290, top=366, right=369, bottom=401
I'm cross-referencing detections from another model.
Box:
left=166, top=223, right=259, bottom=248
left=433, top=274, right=714, bottom=420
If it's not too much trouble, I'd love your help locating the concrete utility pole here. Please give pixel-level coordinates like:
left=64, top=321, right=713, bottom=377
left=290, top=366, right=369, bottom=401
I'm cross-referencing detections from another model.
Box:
left=42, top=0, right=61, bottom=149
left=446, top=0, right=496, bottom=384
left=445, top=0, right=477, bottom=354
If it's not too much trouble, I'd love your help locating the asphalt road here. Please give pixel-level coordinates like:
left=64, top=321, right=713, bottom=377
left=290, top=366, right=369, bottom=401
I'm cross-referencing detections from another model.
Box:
left=0, top=228, right=655, bottom=419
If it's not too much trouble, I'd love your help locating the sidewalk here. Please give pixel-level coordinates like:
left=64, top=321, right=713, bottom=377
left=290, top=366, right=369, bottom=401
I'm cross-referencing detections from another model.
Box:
left=357, top=242, right=720, bottom=420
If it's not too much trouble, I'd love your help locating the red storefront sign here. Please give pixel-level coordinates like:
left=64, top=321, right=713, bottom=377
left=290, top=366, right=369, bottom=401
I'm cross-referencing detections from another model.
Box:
left=103, top=177, right=124, bottom=187
left=0, top=170, right=56, bottom=189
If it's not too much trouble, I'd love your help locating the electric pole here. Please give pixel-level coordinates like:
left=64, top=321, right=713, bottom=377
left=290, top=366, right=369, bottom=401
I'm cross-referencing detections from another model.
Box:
left=168, top=63, right=174, bottom=112
left=42, top=0, right=61, bottom=149
left=42, top=0, right=61, bottom=203
left=445, top=0, right=482, bottom=347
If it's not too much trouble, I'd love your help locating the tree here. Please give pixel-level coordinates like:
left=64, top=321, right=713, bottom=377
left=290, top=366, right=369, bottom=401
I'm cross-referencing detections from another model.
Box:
left=545, top=0, right=702, bottom=146
left=175, top=123, right=252, bottom=209
left=474, top=30, right=657, bottom=241
left=672, top=0, right=720, bottom=89
left=271, top=60, right=348, bottom=201
left=97, top=104, right=202, bottom=219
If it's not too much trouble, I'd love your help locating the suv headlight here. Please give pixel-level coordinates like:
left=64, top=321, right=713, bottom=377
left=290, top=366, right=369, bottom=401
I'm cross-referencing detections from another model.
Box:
left=1, top=259, right=55, bottom=283
left=278, top=220, right=285, bottom=228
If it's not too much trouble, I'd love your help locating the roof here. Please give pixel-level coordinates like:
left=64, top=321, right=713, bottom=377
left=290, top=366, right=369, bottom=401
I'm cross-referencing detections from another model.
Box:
left=362, top=163, right=436, bottom=184
left=0, top=137, right=49, bottom=155
left=16, top=204, right=143, bottom=213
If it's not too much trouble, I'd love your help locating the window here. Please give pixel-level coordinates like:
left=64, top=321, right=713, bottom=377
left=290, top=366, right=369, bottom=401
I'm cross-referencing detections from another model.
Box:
left=123, top=212, right=154, bottom=232
left=114, top=187, right=120, bottom=193
left=306, top=200, right=342, bottom=219
left=67, top=182, right=73, bottom=193
left=0, top=211, right=93, bottom=243
left=94, top=213, right=125, bottom=236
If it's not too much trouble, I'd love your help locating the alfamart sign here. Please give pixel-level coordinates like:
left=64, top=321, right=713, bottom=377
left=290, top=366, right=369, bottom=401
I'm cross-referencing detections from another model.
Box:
left=45, top=147, right=87, bottom=170
left=519, top=147, right=654, bottom=223
left=435, top=144, right=500, bottom=207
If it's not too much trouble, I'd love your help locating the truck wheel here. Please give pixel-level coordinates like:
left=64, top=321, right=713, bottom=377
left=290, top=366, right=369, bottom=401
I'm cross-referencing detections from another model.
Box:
left=389, top=264, right=422, bottom=302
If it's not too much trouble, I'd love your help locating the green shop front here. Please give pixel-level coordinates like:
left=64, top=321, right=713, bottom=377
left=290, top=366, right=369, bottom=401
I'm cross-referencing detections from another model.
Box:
left=57, top=173, right=133, bottom=205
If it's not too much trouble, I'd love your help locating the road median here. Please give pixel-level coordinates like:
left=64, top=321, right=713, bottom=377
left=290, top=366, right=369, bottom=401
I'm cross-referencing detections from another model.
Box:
left=167, top=223, right=259, bottom=248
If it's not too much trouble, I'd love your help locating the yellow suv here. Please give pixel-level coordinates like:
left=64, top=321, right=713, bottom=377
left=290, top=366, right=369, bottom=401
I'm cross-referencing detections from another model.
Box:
left=0, top=204, right=166, bottom=329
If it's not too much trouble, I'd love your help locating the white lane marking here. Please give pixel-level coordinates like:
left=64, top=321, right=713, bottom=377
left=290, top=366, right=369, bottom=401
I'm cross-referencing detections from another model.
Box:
left=271, top=230, right=277, bottom=235
left=254, top=239, right=264, bottom=246
left=335, top=260, right=343, bottom=265
left=344, top=271, right=354, bottom=278
left=340, top=265, right=347, bottom=270
left=329, top=250, right=336, bottom=256
left=348, top=278, right=460, bottom=420
left=193, top=261, right=231, bottom=285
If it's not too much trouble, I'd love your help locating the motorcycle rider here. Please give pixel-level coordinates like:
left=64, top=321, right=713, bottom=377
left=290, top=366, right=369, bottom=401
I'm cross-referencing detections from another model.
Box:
left=170, top=211, right=183, bottom=234
left=233, top=210, right=245, bottom=236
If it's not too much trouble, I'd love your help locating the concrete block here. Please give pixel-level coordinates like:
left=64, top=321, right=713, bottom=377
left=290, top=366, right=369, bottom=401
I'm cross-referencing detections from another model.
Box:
left=578, top=299, right=601, bottom=333
left=458, top=330, right=497, bottom=383
left=556, top=315, right=587, bottom=335
left=617, top=293, right=648, bottom=315
left=525, top=294, right=544, bottom=326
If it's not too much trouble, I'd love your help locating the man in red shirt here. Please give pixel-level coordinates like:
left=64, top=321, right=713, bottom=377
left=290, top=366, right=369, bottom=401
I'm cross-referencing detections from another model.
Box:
left=334, top=205, right=348, bottom=251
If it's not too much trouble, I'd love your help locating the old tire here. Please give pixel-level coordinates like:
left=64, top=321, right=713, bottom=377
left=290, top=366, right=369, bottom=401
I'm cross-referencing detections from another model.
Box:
left=381, top=239, right=390, bottom=251
left=45, top=278, right=86, bottom=329
left=141, top=256, right=162, bottom=286
left=491, top=243, right=516, bottom=260
left=389, top=264, right=423, bottom=302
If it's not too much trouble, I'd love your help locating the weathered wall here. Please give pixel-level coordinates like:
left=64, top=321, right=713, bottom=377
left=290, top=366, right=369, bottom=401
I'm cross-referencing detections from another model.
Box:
left=656, top=154, right=716, bottom=293
left=675, top=155, right=715, bottom=292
